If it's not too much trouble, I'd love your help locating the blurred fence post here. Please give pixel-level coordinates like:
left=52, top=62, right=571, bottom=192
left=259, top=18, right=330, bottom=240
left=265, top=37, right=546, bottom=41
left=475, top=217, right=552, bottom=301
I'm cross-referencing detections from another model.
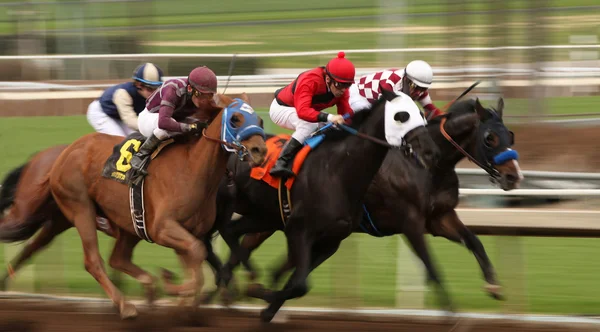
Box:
left=35, top=232, right=66, bottom=295
left=528, top=0, right=548, bottom=119
left=4, top=243, right=35, bottom=293
left=377, top=0, right=404, bottom=69
left=330, top=234, right=361, bottom=308
left=395, top=235, right=426, bottom=309
left=496, top=235, right=529, bottom=313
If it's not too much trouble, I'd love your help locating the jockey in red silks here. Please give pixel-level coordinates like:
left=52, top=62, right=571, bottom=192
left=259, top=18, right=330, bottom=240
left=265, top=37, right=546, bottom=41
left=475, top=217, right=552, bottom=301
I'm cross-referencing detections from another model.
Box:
left=268, top=51, right=356, bottom=178
left=348, top=60, right=443, bottom=121
left=129, top=66, right=219, bottom=176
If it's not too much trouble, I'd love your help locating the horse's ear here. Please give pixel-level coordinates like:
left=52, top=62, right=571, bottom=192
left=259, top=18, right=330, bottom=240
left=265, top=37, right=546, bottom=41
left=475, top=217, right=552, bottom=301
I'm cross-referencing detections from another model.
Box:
left=257, top=115, right=265, bottom=129
left=380, top=87, right=397, bottom=102
left=216, top=94, right=233, bottom=107
left=239, top=92, right=250, bottom=104
left=475, top=98, right=491, bottom=121
left=496, top=97, right=504, bottom=118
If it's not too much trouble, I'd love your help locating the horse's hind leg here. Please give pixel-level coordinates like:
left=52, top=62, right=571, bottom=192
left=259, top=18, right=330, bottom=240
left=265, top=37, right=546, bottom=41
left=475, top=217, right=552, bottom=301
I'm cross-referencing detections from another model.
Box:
left=63, top=202, right=135, bottom=318
left=428, top=210, right=502, bottom=300
left=108, top=231, right=158, bottom=306
left=403, top=217, right=453, bottom=311
left=0, top=219, right=71, bottom=290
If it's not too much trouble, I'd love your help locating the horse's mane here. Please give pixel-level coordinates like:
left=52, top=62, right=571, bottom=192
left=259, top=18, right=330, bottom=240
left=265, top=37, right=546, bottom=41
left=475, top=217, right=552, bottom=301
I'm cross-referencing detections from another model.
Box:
left=426, top=98, right=477, bottom=126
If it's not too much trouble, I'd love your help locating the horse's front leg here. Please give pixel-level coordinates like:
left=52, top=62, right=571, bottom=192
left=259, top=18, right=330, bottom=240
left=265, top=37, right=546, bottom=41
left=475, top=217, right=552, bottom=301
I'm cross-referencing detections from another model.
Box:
left=258, top=234, right=341, bottom=323
left=219, top=215, right=277, bottom=287
left=428, top=209, right=503, bottom=300
left=402, top=215, right=453, bottom=311
left=152, top=218, right=207, bottom=307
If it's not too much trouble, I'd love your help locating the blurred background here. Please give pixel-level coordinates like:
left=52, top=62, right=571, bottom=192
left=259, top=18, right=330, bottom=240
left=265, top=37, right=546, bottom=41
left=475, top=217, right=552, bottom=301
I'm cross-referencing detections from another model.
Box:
left=0, top=0, right=600, bottom=320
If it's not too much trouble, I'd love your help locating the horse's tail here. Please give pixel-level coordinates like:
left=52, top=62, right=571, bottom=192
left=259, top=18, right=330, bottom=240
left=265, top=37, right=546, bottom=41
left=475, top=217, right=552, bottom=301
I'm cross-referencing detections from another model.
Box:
left=0, top=164, right=26, bottom=212
left=0, top=166, right=53, bottom=243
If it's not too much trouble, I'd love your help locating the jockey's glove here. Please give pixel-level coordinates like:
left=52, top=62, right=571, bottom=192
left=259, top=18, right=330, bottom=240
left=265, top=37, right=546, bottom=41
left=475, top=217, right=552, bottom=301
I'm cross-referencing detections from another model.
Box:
left=182, top=121, right=208, bottom=134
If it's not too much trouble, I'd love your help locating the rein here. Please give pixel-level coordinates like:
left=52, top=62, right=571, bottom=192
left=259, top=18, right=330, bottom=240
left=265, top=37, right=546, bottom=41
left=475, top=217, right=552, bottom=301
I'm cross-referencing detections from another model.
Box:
left=312, top=112, right=413, bottom=154
left=202, top=128, right=249, bottom=157
left=438, top=117, right=498, bottom=178
left=337, top=123, right=413, bottom=154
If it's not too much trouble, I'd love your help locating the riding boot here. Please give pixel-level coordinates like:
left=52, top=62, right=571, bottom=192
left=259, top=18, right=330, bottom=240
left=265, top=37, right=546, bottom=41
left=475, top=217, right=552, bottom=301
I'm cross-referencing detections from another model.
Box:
left=269, top=137, right=303, bottom=178
left=130, top=134, right=162, bottom=178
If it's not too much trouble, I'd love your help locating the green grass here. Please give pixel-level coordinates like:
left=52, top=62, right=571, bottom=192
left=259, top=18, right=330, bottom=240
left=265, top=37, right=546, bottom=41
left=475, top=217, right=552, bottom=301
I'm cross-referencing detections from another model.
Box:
left=0, top=0, right=598, bottom=68
left=2, top=95, right=600, bottom=314
left=4, top=228, right=600, bottom=315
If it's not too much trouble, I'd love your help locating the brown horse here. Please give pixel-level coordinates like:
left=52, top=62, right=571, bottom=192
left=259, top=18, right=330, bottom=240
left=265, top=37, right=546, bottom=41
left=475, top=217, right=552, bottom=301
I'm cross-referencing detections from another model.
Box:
left=0, top=94, right=267, bottom=319
left=0, top=94, right=266, bottom=294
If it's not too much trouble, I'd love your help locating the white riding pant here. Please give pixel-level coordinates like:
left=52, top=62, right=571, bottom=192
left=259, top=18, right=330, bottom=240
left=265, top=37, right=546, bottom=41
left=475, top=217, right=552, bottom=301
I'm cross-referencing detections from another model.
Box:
left=86, top=100, right=136, bottom=137
left=269, top=99, right=324, bottom=144
left=348, top=84, right=372, bottom=113
left=137, top=109, right=183, bottom=140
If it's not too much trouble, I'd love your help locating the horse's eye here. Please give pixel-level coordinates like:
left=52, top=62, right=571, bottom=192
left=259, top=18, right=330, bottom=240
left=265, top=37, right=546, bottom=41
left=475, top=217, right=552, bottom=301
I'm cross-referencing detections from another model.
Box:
left=230, top=115, right=241, bottom=128
left=483, top=131, right=495, bottom=148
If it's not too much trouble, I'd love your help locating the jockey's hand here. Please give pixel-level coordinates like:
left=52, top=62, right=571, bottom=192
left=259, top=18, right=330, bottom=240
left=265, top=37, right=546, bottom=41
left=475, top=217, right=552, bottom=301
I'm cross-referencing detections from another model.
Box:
left=327, top=114, right=346, bottom=126
left=182, top=121, right=207, bottom=134
left=426, top=108, right=443, bottom=121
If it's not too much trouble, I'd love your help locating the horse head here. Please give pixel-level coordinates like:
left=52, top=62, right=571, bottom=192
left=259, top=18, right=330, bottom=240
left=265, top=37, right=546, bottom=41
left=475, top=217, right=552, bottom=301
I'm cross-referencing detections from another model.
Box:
left=438, top=97, right=523, bottom=190
left=215, top=93, right=268, bottom=167
left=379, top=88, right=440, bottom=169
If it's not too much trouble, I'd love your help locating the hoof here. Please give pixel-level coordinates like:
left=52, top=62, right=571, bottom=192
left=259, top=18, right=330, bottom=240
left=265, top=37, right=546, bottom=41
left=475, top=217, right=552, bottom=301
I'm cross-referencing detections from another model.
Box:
left=484, top=283, right=505, bottom=301
left=161, top=268, right=176, bottom=282
left=119, top=301, right=138, bottom=320
left=247, top=270, right=258, bottom=282
left=260, top=308, right=276, bottom=323
left=219, top=287, right=236, bottom=307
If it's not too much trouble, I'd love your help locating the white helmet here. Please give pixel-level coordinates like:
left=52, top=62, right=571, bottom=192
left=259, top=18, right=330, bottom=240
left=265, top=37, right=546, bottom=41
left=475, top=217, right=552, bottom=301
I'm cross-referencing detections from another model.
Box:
left=405, top=60, right=433, bottom=88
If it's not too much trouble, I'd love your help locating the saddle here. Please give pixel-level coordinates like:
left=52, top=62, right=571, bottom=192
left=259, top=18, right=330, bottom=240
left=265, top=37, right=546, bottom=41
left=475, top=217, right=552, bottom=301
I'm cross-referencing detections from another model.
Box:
left=100, top=132, right=175, bottom=242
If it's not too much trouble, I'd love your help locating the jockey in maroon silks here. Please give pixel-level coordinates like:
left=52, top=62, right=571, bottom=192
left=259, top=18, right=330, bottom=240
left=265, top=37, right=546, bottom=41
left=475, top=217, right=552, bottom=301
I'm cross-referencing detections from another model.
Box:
left=268, top=51, right=356, bottom=178
left=129, top=66, right=219, bottom=176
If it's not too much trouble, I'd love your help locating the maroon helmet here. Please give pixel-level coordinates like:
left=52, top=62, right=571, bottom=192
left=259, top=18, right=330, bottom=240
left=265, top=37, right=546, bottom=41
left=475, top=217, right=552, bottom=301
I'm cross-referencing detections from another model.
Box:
left=188, top=66, right=217, bottom=94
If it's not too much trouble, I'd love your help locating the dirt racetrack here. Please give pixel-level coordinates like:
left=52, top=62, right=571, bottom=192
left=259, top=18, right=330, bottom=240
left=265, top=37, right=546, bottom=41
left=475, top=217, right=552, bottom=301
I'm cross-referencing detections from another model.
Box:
left=0, top=299, right=598, bottom=332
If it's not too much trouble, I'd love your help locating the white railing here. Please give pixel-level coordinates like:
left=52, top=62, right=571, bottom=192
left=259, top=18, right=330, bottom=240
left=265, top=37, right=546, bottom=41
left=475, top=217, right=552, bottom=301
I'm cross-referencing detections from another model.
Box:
left=459, top=188, right=600, bottom=197
left=456, top=168, right=600, bottom=180
left=1, top=44, right=599, bottom=60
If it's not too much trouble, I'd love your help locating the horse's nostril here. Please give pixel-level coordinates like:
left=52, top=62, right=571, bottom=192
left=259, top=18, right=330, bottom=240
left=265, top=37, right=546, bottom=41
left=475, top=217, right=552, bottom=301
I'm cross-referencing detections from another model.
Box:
left=251, top=147, right=261, bottom=155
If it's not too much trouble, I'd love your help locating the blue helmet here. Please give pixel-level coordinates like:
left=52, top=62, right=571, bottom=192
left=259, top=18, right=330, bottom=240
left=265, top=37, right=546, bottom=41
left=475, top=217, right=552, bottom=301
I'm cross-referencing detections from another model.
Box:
left=132, top=63, right=164, bottom=86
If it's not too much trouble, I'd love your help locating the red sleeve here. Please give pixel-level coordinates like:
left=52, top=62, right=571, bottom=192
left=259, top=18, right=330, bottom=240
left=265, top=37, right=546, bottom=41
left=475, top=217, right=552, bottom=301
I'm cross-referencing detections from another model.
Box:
left=157, top=85, right=183, bottom=132
left=336, top=90, right=354, bottom=117
left=294, top=80, right=321, bottom=122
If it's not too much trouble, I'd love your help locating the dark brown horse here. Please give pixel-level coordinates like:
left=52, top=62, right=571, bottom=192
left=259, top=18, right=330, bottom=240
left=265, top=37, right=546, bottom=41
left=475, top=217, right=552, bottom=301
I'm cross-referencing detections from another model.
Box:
left=207, top=89, right=441, bottom=322
left=0, top=94, right=268, bottom=319
left=208, top=97, right=522, bottom=311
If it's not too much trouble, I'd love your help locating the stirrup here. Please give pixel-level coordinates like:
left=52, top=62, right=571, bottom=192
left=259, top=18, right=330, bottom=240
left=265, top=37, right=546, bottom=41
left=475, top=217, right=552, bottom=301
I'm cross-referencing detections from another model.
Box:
left=270, top=164, right=295, bottom=178
left=128, top=158, right=149, bottom=187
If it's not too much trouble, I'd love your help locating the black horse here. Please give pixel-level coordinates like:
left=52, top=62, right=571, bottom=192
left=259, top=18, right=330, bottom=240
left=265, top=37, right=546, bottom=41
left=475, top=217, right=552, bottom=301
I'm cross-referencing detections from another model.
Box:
left=203, top=89, right=441, bottom=322
left=204, top=96, right=522, bottom=312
